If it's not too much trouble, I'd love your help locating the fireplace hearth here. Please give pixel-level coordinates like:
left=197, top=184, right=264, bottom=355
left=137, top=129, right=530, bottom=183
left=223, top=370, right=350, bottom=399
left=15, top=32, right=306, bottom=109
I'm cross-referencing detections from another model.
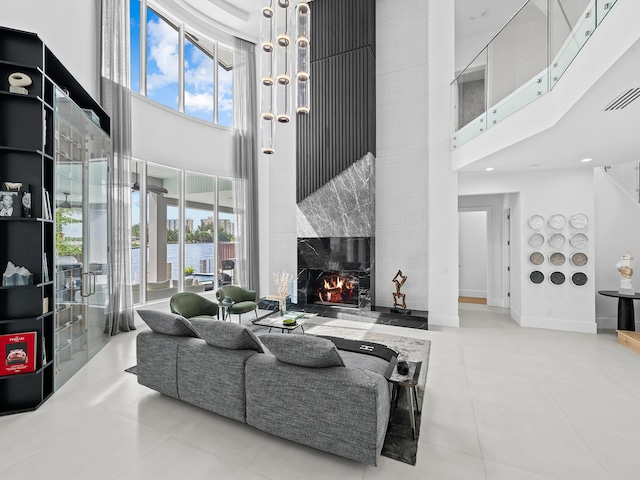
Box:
left=297, top=237, right=374, bottom=310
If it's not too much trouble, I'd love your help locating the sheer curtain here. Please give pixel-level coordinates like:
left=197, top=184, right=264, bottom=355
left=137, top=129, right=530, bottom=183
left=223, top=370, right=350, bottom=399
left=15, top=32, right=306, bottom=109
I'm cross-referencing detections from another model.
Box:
left=232, top=38, right=260, bottom=292
left=101, top=0, right=135, bottom=334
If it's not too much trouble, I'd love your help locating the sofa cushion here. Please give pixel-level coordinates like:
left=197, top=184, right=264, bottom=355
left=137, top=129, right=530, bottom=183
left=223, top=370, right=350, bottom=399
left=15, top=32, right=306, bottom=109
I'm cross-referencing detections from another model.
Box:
left=260, top=334, right=345, bottom=368
left=190, top=318, right=263, bottom=352
left=137, top=309, right=198, bottom=337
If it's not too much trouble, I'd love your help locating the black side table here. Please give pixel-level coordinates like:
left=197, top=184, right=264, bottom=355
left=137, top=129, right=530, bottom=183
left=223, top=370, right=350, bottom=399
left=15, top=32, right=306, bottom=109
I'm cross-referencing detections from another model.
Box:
left=385, top=357, right=422, bottom=440
left=598, top=290, right=640, bottom=331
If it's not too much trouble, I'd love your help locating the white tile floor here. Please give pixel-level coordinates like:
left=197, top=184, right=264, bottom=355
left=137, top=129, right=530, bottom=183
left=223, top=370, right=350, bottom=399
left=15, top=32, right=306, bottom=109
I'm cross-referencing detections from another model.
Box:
left=1, top=302, right=640, bottom=479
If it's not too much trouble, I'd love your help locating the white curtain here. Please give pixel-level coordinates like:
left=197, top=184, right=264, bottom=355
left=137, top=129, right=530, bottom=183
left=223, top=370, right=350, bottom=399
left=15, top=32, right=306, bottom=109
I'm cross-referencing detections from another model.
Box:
left=232, top=38, right=260, bottom=293
left=101, top=0, right=135, bottom=334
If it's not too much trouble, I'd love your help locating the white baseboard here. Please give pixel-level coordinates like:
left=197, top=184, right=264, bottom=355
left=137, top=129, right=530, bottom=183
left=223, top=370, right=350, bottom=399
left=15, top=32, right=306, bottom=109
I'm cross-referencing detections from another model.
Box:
left=519, top=315, right=597, bottom=334
left=428, top=313, right=459, bottom=327
left=487, top=297, right=505, bottom=308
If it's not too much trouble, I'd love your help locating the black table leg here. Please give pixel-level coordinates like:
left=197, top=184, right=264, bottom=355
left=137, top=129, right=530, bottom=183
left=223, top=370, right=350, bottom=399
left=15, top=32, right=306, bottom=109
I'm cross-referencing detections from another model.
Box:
left=618, top=298, right=636, bottom=331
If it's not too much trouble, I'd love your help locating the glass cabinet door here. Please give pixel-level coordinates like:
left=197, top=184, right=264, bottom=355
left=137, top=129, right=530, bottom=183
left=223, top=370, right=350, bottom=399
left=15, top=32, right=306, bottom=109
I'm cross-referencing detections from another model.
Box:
left=54, top=87, right=111, bottom=388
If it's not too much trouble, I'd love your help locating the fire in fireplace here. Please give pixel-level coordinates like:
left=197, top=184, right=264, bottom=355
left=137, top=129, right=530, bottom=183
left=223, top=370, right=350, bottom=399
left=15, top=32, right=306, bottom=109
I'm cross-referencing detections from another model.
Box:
left=316, top=272, right=359, bottom=306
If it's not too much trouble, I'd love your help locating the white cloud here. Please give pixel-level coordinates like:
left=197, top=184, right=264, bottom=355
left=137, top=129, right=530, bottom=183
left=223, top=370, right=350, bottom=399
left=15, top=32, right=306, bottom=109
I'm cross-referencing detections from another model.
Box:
left=146, top=17, right=179, bottom=92
left=185, top=91, right=214, bottom=113
left=217, top=68, right=233, bottom=113
left=185, top=46, right=214, bottom=91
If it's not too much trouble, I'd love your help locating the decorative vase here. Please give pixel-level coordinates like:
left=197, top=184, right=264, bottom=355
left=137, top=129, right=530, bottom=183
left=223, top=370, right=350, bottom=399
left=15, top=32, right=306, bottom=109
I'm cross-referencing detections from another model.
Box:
left=279, top=296, right=286, bottom=315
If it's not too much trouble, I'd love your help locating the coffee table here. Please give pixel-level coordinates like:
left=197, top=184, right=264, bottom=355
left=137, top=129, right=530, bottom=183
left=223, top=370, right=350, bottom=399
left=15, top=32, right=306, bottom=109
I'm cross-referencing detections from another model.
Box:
left=252, top=311, right=315, bottom=333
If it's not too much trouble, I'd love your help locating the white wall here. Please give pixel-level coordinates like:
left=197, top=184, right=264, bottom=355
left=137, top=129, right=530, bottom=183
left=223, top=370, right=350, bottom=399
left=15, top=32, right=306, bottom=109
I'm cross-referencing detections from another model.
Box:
left=594, top=168, right=640, bottom=330
left=131, top=95, right=233, bottom=177
left=459, top=167, right=596, bottom=333
left=427, top=0, right=460, bottom=326
left=458, top=211, right=488, bottom=299
left=1, top=0, right=100, bottom=98
left=459, top=193, right=507, bottom=306
left=375, top=0, right=431, bottom=314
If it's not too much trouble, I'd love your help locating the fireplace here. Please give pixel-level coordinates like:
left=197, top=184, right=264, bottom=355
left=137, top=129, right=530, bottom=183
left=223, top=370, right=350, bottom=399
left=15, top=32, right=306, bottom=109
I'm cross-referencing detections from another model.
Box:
left=297, top=237, right=374, bottom=309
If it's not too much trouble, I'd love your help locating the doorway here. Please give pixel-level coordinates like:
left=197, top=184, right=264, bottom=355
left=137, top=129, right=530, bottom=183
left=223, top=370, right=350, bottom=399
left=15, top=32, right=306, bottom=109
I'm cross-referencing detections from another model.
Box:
left=458, top=210, right=489, bottom=304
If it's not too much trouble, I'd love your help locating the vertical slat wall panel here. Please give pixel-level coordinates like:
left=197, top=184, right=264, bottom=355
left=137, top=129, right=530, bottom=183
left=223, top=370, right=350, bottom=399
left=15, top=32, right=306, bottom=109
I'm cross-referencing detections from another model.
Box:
left=296, top=0, right=375, bottom=203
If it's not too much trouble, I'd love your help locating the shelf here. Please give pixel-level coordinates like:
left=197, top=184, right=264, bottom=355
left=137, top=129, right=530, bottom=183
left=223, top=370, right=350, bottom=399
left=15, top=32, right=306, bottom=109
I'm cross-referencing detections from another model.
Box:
left=0, top=312, right=54, bottom=324
left=0, top=59, right=42, bottom=71
left=0, top=216, right=48, bottom=223
left=0, top=90, right=41, bottom=101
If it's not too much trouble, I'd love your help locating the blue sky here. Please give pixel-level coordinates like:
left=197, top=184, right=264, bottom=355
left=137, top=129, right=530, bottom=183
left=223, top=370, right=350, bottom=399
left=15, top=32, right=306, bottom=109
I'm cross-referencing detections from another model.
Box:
left=130, top=2, right=232, bottom=126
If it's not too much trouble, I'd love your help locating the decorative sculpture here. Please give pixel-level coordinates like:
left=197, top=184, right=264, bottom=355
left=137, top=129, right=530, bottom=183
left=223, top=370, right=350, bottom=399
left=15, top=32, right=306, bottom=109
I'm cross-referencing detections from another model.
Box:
left=616, top=252, right=634, bottom=294
left=392, top=269, right=407, bottom=309
left=8, top=72, right=32, bottom=94
left=273, top=269, right=293, bottom=314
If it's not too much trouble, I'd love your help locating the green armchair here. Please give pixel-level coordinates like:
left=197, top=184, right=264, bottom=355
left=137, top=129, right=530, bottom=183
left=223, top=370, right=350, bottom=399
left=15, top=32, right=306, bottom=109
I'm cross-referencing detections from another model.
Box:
left=216, top=285, right=258, bottom=323
left=170, top=292, right=219, bottom=320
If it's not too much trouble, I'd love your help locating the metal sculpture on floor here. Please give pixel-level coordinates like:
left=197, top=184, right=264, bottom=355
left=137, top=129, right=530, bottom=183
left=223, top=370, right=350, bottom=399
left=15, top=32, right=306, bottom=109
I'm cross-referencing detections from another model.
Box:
left=392, top=269, right=410, bottom=314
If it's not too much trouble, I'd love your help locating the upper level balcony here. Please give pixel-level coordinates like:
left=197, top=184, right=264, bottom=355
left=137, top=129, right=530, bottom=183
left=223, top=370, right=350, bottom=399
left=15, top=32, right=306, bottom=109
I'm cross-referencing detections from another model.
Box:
left=450, top=0, right=640, bottom=172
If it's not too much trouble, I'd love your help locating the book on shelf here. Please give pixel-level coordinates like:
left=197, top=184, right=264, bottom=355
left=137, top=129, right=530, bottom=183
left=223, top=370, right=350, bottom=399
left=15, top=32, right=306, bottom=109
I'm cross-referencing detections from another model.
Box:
left=42, top=252, right=49, bottom=282
left=43, top=188, right=52, bottom=220
left=0, top=331, right=37, bottom=376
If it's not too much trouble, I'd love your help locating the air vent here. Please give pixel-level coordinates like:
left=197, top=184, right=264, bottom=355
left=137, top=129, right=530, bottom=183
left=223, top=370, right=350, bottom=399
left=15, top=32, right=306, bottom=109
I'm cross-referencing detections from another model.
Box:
left=604, top=88, right=640, bottom=111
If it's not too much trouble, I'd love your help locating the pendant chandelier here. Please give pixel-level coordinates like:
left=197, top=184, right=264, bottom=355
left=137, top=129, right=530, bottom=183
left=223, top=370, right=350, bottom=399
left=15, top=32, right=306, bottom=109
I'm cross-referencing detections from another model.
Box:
left=260, top=0, right=311, bottom=155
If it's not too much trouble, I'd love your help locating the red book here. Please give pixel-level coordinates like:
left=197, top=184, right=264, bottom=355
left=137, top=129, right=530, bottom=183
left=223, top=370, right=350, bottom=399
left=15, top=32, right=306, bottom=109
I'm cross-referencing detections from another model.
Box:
left=0, top=331, right=37, bottom=376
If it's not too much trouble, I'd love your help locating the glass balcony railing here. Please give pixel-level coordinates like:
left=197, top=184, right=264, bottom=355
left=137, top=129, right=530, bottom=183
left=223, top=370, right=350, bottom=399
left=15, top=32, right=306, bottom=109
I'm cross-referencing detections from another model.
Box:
left=451, top=0, right=618, bottom=149
left=603, top=162, right=640, bottom=203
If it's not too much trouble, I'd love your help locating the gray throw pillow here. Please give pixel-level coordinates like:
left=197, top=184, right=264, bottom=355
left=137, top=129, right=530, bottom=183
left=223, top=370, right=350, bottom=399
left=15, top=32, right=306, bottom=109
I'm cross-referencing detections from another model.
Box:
left=137, top=309, right=199, bottom=337
left=189, top=318, right=264, bottom=352
left=260, top=334, right=345, bottom=368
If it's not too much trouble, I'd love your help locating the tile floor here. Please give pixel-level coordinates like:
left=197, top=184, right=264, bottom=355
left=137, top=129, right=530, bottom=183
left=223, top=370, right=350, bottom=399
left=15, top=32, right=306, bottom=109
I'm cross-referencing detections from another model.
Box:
left=1, top=303, right=640, bottom=479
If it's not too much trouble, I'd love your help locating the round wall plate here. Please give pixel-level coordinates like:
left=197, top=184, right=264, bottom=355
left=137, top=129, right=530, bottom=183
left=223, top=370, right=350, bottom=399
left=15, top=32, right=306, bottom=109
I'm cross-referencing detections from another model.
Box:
left=530, top=270, right=544, bottom=284
left=569, top=232, right=588, bottom=249
left=570, top=252, right=588, bottom=267
left=548, top=233, right=566, bottom=249
left=550, top=271, right=566, bottom=285
left=528, top=214, right=544, bottom=230
left=548, top=214, right=566, bottom=229
left=529, top=252, right=544, bottom=265
left=549, top=252, right=565, bottom=266
left=571, top=271, right=588, bottom=286
left=529, top=233, right=544, bottom=248
left=569, top=213, right=588, bottom=229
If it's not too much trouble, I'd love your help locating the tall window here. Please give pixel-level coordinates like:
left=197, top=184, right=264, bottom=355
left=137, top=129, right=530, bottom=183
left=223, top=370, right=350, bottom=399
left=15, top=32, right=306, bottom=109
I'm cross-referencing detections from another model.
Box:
left=185, top=35, right=214, bottom=123
left=130, top=0, right=140, bottom=93
left=129, top=2, right=233, bottom=126
left=146, top=8, right=179, bottom=110
left=217, top=45, right=234, bottom=127
left=131, top=162, right=238, bottom=305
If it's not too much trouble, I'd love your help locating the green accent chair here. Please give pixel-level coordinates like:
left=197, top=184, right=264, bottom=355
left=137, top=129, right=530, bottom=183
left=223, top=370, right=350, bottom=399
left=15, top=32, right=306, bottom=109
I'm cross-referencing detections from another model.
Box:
left=215, top=285, right=258, bottom=323
left=170, top=292, right=219, bottom=320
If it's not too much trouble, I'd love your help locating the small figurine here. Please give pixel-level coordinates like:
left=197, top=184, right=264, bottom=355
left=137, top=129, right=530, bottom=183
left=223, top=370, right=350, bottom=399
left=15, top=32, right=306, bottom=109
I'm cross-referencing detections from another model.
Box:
left=615, top=252, right=634, bottom=294
left=392, top=269, right=407, bottom=309
left=8, top=72, right=32, bottom=95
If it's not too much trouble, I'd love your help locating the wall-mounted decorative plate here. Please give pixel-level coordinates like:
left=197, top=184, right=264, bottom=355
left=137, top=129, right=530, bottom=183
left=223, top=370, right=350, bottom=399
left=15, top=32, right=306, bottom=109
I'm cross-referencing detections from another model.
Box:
left=571, top=271, right=588, bottom=286
left=570, top=252, right=588, bottom=267
left=569, top=213, right=588, bottom=229
left=529, top=252, right=544, bottom=265
left=528, top=214, right=545, bottom=230
left=549, top=252, right=565, bottom=266
left=528, top=233, right=545, bottom=248
left=550, top=271, right=565, bottom=285
left=549, top=214, right=566, bottom=229
left=530, top=270, right=544, bottom=284
left=569, top=232, right=588, bottom=248
left=548, top=233, right=566, bottom=249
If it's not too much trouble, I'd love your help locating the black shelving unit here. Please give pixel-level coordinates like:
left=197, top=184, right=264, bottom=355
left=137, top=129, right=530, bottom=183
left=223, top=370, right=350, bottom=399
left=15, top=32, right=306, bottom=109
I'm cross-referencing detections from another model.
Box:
left=0, top=26, right=108, bottom=416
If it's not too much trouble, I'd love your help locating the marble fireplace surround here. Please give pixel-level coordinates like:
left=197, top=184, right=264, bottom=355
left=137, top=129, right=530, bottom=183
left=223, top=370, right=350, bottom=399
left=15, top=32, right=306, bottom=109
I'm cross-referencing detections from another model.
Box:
left=296, top=153, right=376, bottom=309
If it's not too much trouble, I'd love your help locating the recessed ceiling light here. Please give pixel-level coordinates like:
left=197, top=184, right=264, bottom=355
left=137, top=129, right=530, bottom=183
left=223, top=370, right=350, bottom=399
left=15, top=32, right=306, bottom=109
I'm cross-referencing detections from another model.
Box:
left=581, top=158, right=593, bottom=163
left=486, top=167, right=494, bottom=171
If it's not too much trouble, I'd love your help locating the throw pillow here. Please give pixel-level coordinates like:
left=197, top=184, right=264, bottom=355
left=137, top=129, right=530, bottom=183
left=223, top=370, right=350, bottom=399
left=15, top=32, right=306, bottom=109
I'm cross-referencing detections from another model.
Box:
left=137, top=309, right=199, bottom=337
left=260, top=334, right=345, bottom=368
left=189, top=318, right=264, bottom=352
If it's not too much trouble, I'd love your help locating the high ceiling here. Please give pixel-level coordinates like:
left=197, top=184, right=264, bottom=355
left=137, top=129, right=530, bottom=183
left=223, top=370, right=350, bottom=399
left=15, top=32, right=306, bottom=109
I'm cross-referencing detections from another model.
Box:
left=161, top=0, right=515, bottom=46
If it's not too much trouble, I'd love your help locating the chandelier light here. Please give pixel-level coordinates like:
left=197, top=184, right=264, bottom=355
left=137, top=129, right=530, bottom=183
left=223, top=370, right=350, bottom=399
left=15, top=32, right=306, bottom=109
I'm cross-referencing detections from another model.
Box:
left=260, top=0, right=311, bottom=154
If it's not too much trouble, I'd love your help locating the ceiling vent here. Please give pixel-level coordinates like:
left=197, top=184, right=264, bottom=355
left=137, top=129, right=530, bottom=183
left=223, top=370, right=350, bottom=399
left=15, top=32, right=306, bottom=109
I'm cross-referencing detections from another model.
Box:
left=604, top=88, right=640, bottom=111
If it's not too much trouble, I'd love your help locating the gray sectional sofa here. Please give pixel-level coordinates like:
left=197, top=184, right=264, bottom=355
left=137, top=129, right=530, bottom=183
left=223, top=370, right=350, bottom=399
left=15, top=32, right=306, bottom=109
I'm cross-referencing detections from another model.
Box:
left=135, top=310, right=392, bottom=465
